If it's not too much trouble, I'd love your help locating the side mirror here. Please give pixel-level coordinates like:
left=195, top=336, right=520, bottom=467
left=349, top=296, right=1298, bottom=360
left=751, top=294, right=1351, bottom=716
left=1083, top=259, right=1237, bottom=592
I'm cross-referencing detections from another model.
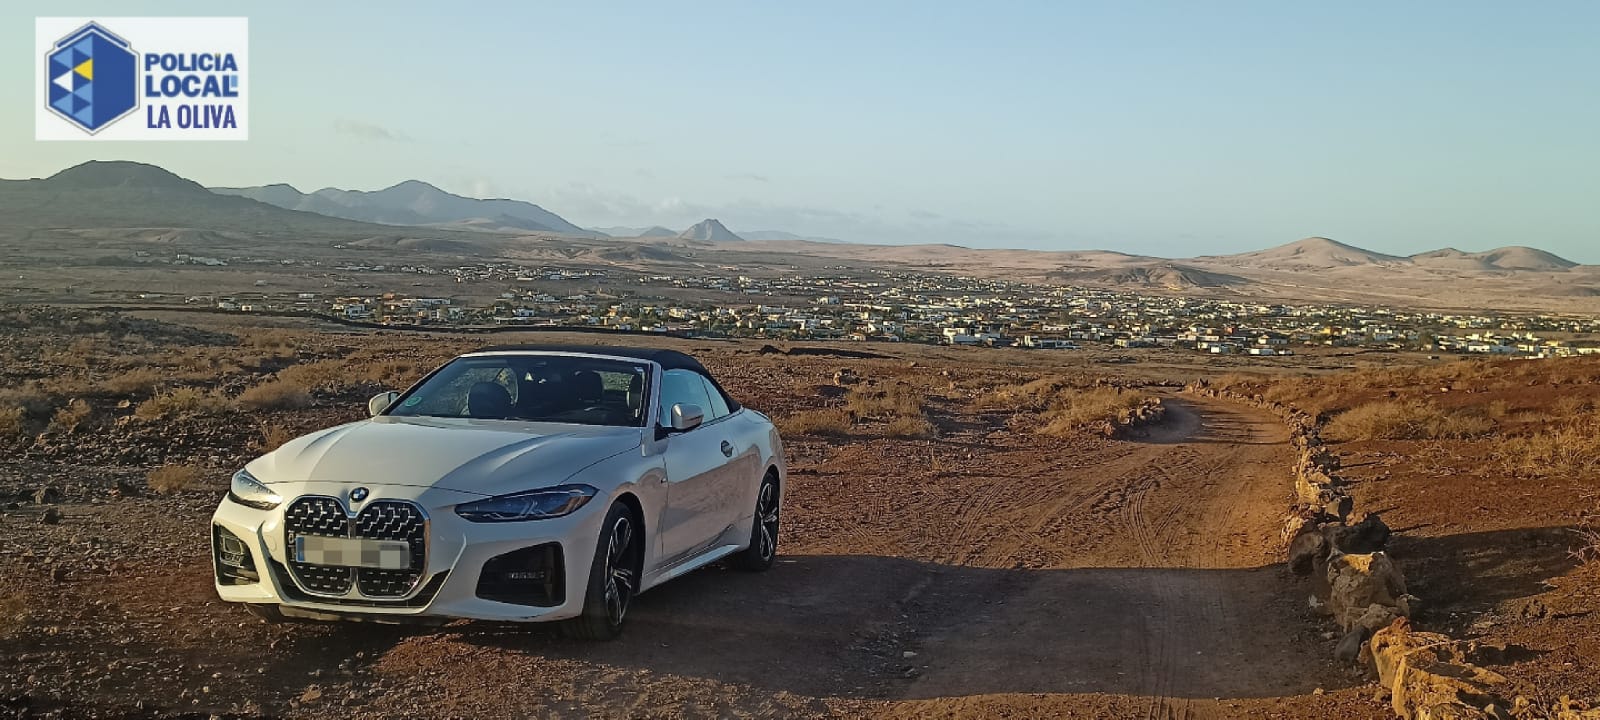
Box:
left=368, top=391, right=401, bottom=417
left=669, top=403, right=704, bottom=432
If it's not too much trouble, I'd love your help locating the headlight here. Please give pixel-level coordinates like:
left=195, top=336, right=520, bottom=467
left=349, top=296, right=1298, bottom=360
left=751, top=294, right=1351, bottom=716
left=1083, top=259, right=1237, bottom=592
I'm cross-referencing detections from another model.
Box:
left=228, top=469, right=282, bottom=510
left=455, top=485, right=597, bottom=523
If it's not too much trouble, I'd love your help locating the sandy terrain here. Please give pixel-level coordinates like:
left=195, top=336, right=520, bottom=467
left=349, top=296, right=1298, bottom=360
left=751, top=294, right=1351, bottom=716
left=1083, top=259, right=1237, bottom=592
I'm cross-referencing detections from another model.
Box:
left=0, top=311, right=1405, bottom=719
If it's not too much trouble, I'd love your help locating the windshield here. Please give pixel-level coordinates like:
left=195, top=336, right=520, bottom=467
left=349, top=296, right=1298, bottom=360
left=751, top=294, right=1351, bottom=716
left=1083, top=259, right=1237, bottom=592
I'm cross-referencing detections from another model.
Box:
left=385, top=354, right=651, bottom=427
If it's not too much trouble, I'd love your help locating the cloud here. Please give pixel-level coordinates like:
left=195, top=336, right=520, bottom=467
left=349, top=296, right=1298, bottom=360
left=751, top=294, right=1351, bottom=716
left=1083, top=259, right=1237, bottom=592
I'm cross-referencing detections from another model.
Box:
left=725, top=173, right=770, bottom=183
left=334, top=119, right=408, bottom=142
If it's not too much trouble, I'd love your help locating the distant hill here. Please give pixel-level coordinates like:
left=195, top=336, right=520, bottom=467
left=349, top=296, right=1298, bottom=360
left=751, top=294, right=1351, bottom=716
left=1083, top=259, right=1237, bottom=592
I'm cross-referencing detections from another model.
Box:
left=677, top=218, right=744, bottom=242
left=213, top=180, right=595, bottom=236
left=1048, top=263, right=1245, bottom=290
left=1410, top=246, right=1577, bottom=272
left=1206, top=237, right=1406, bottom=269
left=0, top=161, right=385, bottom=234
left=590, top=226, right=677, bottom=238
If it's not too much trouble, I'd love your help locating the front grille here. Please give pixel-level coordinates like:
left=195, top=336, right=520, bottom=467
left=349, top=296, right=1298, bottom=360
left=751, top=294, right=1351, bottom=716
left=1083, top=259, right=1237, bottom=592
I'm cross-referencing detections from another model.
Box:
left=284, top=497, right=355, bottom=595
left=352, top=502, right=426, bottom=597
left=283, top=496, right=427, bottom=599
left=213, top=525, right=259, bottom=585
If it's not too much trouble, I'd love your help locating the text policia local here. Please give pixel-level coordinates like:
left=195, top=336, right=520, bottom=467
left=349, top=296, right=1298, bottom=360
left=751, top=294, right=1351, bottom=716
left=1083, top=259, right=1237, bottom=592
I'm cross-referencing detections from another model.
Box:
left=143, top=52, right=240, bottom=129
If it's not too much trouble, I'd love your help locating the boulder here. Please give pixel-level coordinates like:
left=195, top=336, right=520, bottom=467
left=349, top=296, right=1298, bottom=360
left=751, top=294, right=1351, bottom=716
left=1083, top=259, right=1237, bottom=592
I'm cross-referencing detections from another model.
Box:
left=1323, top=494, right=1355, bottom=522
left=1326, top=552, right=1410, bottom=632
left=1325, top=513, right=1392, bottom=554
left=1369, top=620, right=1509, bottom=720
left=1552, top=697, right=1600, bottom=720
left=1335, top=626, right=1369, bottom=663
left=1288, top=526, right=1329, bottom=575
left=1296, top=475, right=1338, bottom=506
left=1282, top=509, right=1317, bottom=546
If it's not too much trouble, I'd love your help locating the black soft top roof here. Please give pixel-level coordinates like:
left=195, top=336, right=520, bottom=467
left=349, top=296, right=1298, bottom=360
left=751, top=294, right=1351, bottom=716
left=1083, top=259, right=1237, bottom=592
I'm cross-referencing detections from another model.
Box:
left=469, top=344, right=740, bottom=410
left=472, top=344, right=706, bottom=372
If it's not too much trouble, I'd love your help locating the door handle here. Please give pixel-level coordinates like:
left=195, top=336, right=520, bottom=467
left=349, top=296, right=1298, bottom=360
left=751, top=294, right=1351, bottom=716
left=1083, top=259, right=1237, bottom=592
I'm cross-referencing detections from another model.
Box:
left=720, top=440, right=734, bottom=457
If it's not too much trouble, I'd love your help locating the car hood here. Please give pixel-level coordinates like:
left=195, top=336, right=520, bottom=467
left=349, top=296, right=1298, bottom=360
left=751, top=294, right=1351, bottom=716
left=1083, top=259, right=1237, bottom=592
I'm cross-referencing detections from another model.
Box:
left=248, top=416, right=644, bottom=496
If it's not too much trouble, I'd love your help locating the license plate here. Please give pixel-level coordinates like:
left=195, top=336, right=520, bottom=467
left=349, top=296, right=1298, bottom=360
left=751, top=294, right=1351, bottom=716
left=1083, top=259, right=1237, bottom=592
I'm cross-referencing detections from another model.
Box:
left=294, top=536, right=411, bottom=569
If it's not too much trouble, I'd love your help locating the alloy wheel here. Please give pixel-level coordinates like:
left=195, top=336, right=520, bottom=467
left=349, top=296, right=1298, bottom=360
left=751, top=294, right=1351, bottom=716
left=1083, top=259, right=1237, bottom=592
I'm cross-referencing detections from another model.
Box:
left=602, top=515, right=635, bottom=626
left=757, top=481, right=779, bottom=561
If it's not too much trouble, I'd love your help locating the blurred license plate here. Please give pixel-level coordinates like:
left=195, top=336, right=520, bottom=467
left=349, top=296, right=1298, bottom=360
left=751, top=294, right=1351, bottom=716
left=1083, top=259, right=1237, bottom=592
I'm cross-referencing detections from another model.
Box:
left=294, top=536, right=411, bottom=569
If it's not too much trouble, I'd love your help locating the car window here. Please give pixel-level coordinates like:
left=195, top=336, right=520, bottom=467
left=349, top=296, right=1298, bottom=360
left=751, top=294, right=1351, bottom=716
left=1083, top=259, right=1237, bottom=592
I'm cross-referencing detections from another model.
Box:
left=700, top=376, right=731, bottom=419
left=659, top=369, right=713, bottom=425
left=401, top=365, right=518, bottom=417
left=388, top=356, right=650, bottom=426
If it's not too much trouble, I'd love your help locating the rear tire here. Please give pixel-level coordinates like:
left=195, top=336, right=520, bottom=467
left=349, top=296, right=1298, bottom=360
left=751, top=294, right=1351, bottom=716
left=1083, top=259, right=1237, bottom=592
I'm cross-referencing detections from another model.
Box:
left=562, top=503, right=641, bottom=641
left=729, top=473, right=780, bottom=572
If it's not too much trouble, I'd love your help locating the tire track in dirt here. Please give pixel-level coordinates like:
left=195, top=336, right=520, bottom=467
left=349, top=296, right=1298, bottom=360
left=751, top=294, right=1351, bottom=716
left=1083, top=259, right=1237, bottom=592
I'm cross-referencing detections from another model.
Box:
left=881, top=396, right=1350, bottom=720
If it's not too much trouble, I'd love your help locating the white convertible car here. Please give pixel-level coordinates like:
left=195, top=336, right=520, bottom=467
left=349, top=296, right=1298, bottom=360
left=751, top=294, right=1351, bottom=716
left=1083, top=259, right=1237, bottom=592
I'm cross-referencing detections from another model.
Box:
left=210, top=345, right=785, bottom=639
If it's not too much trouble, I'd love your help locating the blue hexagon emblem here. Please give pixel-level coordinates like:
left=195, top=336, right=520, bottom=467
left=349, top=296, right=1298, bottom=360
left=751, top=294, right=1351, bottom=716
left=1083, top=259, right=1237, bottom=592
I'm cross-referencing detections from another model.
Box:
left=46, top=22, right=139, bottom=134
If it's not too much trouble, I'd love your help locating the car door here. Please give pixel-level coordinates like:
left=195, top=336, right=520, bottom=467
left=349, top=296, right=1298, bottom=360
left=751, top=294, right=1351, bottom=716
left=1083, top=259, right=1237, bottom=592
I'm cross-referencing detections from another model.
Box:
left=696, top=374, right=759, bottom=528
left=657, top=369, right=737, bottom=564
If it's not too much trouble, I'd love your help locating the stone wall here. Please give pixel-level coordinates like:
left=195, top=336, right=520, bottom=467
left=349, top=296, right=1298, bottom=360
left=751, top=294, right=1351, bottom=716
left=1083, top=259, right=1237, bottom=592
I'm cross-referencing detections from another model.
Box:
left=1185, top=381, right=1600, bottom=720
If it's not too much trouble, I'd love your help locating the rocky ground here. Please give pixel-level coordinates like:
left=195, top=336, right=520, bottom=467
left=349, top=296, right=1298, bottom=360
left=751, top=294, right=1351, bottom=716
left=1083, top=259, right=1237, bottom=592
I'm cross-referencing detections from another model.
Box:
left=1, top=308, right=1588, bottom=719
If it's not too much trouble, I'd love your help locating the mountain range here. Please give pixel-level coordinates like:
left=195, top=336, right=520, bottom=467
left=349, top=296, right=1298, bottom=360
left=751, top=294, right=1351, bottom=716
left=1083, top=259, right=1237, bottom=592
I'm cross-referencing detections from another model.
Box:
left=212, top=180, right=595, bottom=236
left=1, top=161, right=1594, bottom=312
left=0, top=161, right=380, bottom=234
left=1202, top=237, right=1578, bottom=272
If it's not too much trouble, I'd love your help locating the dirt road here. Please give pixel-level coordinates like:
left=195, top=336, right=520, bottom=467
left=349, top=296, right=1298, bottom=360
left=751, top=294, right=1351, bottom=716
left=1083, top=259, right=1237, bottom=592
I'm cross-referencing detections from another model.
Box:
left=1, top=394, right=1385, bottom=719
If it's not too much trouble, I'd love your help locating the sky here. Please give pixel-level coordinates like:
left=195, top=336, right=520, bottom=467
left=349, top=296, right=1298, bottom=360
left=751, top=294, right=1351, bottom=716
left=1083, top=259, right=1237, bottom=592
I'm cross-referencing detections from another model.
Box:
left=4, top=1, right=1599, bottom=261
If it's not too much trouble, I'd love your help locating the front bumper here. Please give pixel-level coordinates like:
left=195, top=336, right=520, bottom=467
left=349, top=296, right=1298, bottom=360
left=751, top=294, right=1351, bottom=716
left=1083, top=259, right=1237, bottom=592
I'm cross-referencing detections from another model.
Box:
left=210, top=484, right=606, bottom=622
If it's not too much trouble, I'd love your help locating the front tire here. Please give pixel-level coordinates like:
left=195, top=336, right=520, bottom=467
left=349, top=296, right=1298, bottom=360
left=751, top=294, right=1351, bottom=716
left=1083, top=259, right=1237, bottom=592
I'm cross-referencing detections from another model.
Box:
left=563, top=503, right=641, bottom=641
left=729, top=473, right=780, bottom=572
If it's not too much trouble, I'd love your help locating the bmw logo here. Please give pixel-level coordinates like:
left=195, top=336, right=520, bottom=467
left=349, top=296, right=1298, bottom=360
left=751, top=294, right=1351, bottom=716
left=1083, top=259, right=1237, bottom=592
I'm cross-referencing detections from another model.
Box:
left=349, top=487, right=369, bottom=503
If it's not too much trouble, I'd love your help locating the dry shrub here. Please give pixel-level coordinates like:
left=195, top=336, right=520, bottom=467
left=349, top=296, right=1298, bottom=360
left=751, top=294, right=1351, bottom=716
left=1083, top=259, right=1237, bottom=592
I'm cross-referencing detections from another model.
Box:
left=1210, top=372, right=1267, bottom=395
left=53, top=337, right=99, bottom=368
left=246, top=330, right=299, bottom=351
left=1037, top=387, right=1154, bottom=437
left=255, top=422, right=299, bottom=452
left=278, top=359, right=351, bottom=391
left=1552, top=395, right=1594, bottom=419
left=1577, top=496, right=1600, bottom=565
left=174, top=351, right=220, bottom=372
left=147, top=464, right=203, bottom=494
left=47, top=399, right=92, bottom=433
left=1325, top=400, right=1494, bottom=441
left=134, top=388, right=230, bottom=420
left=778, top=408, right=854, bottom=437
left=0, top=407, right=23, bottom=436
left=360, top=359, right=424, bottom=388
left=98, top=367, right=165, bottom=396
left=0, top=385, right=53, bottom=418
left=0, top=593, right=25, bottom=638
left=883, top=415, right=935, bottom=439
left=1495, top=416, right=1600, bottom=479
left=975, top=375, right=1075, bottom=411
left=844, top=383, right=925, bottom=419
left=238, top=380, right=313, bottom=411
